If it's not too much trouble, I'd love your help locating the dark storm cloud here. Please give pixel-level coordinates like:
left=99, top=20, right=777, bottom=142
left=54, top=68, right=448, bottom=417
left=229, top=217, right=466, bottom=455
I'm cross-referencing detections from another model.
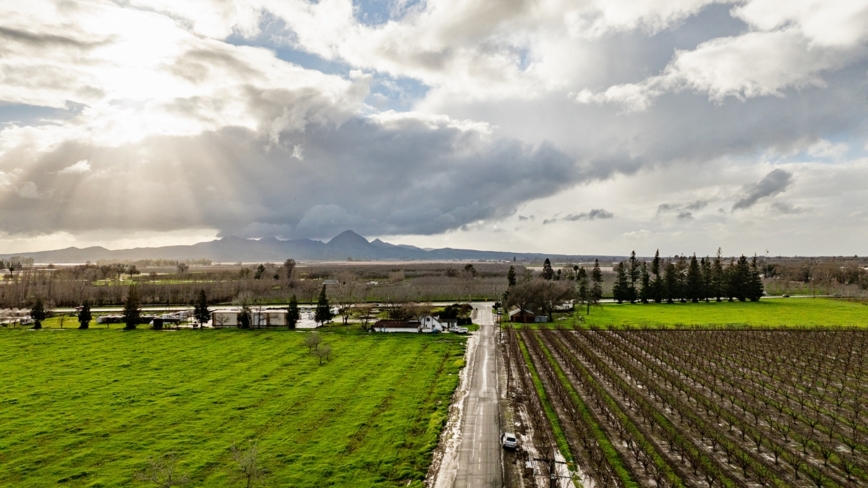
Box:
left=733, top=169, right=793, bottom=210
left=0, top=26, right=106, bottom=50
left=658, top=199, right=708, bottom=215
left=0, top=113, right=577, bottom=239
left=544, top=208, right=613, bottom=224
left=770, top=201, right=809, bottom=214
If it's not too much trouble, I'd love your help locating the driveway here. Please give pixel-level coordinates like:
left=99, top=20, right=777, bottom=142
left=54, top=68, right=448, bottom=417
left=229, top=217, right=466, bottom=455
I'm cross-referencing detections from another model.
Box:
left=449, top=303, right=502, bottom=487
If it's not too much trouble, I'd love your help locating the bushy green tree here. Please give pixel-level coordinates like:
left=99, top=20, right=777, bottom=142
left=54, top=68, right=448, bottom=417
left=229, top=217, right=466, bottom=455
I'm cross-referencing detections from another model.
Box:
left=541, top=258, right=554, bottom=280
left=193, top=289, right=210, bottom=327
left=314, top=285, right=333, bottom=326
left=77, top=301, right=92, bottom=329
left=507, top=265, right=516, bottom=287
left=30, top=298, right=47, bottom=329
left=287, top=295, right=300, bottom=329
left=123, top=285, right=141, bottom=330
left=237, top=305, right=251, bottom=328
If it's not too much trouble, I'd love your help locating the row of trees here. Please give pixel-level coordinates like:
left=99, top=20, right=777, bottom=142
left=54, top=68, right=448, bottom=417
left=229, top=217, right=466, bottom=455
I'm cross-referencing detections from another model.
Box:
left=504, top=260, right=606, bottom=319
left=612, top=251, right=764, bottom=304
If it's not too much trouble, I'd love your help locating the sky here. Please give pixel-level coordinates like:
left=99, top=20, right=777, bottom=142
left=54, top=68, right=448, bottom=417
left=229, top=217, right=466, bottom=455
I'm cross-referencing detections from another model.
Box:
left=0, top=0, right=867, bottom=257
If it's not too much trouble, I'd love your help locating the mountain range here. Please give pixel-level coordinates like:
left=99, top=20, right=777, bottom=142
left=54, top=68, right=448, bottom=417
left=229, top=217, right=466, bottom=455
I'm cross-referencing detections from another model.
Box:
left=2, top=230, right=614, bottom=263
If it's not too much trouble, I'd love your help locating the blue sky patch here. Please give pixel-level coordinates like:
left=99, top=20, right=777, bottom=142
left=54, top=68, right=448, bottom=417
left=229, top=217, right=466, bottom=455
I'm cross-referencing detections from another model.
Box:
left=0, top=102, right=85, bottom=127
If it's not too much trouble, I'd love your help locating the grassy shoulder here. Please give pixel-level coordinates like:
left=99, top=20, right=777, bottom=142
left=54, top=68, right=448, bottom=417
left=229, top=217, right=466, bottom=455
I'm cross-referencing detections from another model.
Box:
left=568, top=298, right=868, bottom=328
left=0, top=329, right=466, bottom=487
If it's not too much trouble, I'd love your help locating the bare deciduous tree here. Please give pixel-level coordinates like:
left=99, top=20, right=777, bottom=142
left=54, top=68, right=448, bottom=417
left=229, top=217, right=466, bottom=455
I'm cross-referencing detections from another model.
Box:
left=352, top=304, right=376, bottom=332
left=230, top=440, right=267, bottom=488
left=135, top=452, right=189, bottom=488
left=304, top=331, right=322, bottom=352
left=313, top=343, right=332, bottom=365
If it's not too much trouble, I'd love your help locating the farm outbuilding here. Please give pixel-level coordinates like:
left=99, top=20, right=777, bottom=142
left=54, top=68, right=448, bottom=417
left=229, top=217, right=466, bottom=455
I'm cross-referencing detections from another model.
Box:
left=211, top=310, right=288, bottom=328
left=373, top=315, right=445, bottom=333
left=508, top=309, right=548, bottom=323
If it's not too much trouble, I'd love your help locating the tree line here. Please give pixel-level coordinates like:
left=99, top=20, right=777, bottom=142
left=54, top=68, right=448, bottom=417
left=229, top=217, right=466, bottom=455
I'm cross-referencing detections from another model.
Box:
left=503, top=250, right=766, bottom=320
left=609, top=250, right=764, bottom=304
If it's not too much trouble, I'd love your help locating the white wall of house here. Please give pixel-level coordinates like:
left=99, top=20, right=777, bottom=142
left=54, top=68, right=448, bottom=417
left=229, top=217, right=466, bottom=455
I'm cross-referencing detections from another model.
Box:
left=376, top=326, right=421, bottom=333
left=211, top=310, right=288, bottom=327
left=419, top=315, right=444, bottom=332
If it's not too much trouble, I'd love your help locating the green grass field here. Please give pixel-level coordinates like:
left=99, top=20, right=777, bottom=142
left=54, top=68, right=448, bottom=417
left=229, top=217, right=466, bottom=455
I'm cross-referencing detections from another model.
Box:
left=571, top=298, right=868, bottom=328
left=0, top=329, right=465, bottom=487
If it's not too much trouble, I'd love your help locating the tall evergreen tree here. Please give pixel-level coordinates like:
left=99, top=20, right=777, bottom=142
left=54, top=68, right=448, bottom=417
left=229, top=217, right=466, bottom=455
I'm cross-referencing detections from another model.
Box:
left=733, top=256, right=751, bottom=301
left=612, top=262, right=629, bottom=304
left=287, top=294, right=300, bottom=329
left=686, top=254, right=702, bottom=303
left=237, top=305, right=251, bottom=328
left=713, top=249, right=725, bottom=302
left=591, top=259, right=603, bottom=311
left=30, top=298, right=47, bottom=329
left=193, top=289, right=210, bottom=327
left=639, top=262, right=650, bottom=304
left=725, top=258, right=738, bottom=301
left=675, top=255, right=688, bottom=302
left=77, top=300, right=92, bottom=329
left=664, top=261, right=678, bottom=304
left=314, top=285, right=333, bottom=326
left=651, top=250, right=664, bottom=303
left=748, top=255, right=765, bottom=301
left=541, top=259, right=554, bottom=280
left=122, top=285, right=141, bottom=330
left=628, top=251, right=640, bottom=303
left=507, top=265, right=517, bottom=287
left=576, top=267, right=590, bottom=314
left=700, top=257, right=713, bottom=302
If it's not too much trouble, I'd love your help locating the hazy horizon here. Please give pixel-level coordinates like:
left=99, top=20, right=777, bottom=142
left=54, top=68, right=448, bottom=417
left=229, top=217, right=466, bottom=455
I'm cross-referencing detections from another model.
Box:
left=1, top=1, right=867, bottom=257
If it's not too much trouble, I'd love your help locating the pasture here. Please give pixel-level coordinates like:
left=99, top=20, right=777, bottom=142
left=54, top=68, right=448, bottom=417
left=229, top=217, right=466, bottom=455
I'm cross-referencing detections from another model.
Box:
left=573, top=298, right=868, bottom=328
left=0, top=329, right=465, bottom=487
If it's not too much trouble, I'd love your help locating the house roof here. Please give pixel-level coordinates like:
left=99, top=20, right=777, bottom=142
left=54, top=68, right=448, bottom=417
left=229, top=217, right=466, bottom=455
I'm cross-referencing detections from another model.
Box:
left=374, top=320, right=420, bottom=328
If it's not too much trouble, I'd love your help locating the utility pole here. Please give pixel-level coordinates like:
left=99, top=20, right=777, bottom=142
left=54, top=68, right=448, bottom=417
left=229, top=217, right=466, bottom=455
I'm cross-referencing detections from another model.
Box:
left=534, top=453, right=573, bottom=488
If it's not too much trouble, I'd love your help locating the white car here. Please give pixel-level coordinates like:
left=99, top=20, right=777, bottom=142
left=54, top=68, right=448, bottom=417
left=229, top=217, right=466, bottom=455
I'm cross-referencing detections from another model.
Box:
left=501, top=432, right=518, bottom=449
left=450, top=326, right=469, bottom=334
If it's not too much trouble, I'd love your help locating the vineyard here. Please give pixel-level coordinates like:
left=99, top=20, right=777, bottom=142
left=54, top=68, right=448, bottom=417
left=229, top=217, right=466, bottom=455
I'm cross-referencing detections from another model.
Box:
left=507, top=326, right=868, bottom=487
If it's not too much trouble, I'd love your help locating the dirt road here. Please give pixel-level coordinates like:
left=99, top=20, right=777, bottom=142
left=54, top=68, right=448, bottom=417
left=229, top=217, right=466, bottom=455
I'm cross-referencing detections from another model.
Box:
left=448, top=303, right=503, bottom=487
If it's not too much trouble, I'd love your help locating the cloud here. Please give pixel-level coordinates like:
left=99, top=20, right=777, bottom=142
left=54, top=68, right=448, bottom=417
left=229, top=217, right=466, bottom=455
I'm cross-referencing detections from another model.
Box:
left=57, top=160, right=91, bottom=174
left=0, top=111, right=578, bottom=239
left=770, top=201, right=809, bottom=214
left=1, top=0, right=867, bottom=255
left=658, top=199, right=708, bottom=215
left=732, top=169, right=793, bottom=210
left=574, top=1, right=868, bottom=111
left=545, top=208, right=614, bottom=224
left=17, top=181, right=39, bottom=199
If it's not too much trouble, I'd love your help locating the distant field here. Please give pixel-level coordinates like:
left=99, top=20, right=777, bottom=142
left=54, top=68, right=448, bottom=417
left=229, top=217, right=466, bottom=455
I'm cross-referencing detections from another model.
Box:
left=571, top=298, right=868, bottom=328
left=0, top=330, right=465, bottom=487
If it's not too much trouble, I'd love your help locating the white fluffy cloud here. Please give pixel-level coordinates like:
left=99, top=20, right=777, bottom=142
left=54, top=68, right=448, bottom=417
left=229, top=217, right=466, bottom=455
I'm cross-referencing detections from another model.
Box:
left=1, top=0, right=867, bottom=255
left=574, top=0, right=868, bottom=110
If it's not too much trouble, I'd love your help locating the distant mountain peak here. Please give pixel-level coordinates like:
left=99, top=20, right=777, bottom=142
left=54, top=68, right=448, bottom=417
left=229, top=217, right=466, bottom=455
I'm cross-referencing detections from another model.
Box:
left=327, top=230, right=370, bottom=247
